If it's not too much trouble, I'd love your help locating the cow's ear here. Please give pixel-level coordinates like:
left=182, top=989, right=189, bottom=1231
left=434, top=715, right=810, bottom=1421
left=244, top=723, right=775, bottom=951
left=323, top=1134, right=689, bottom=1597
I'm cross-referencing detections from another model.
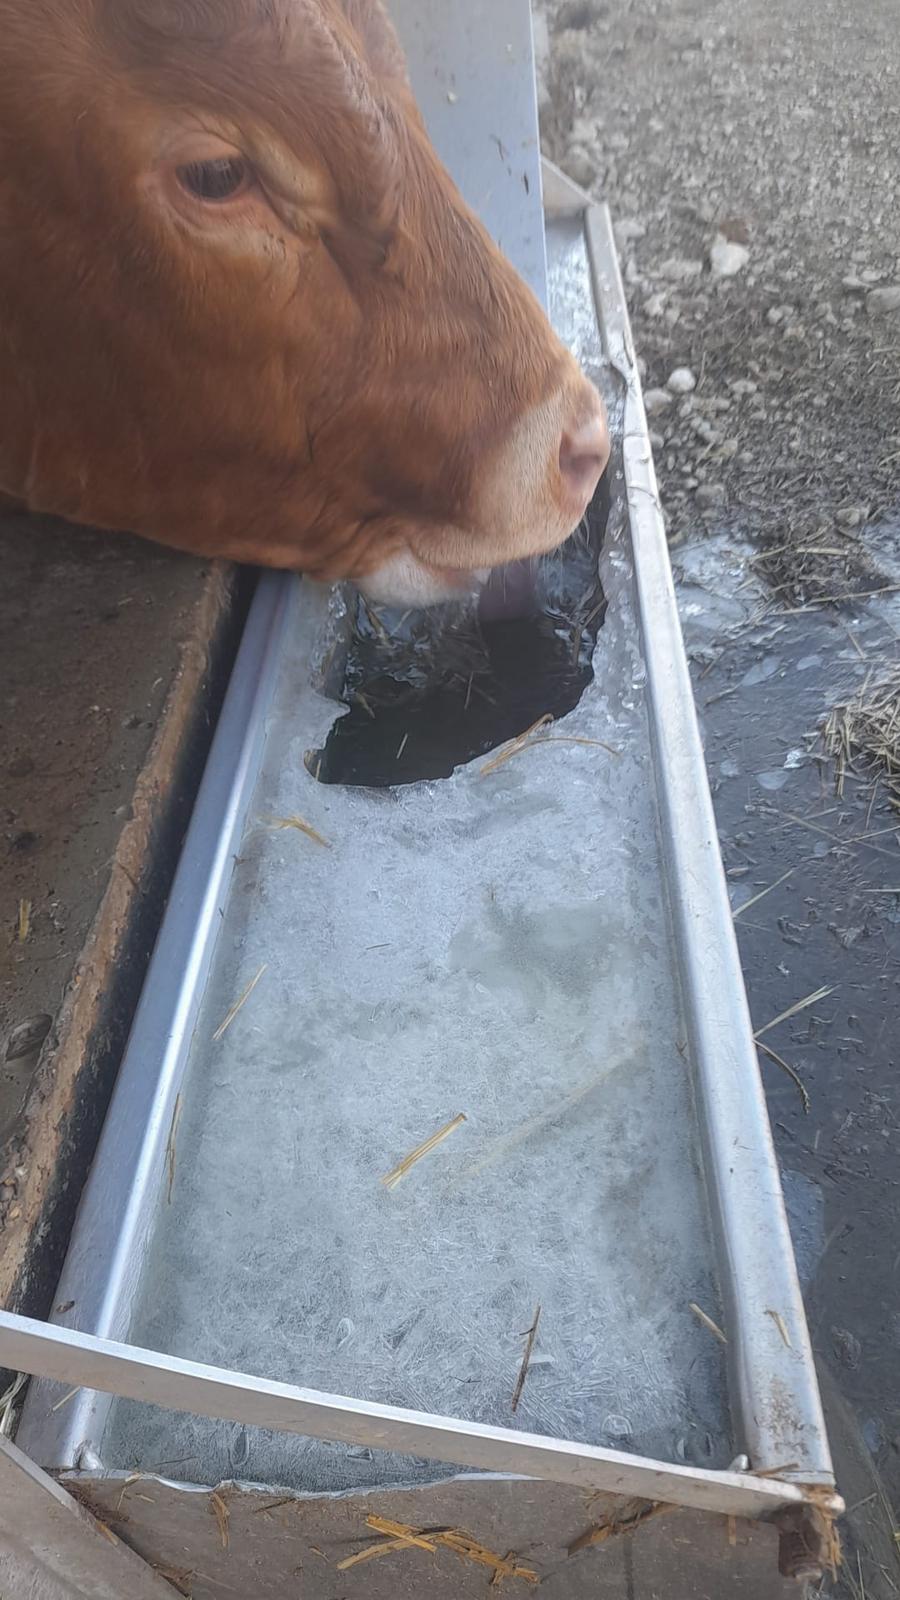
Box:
left=339, top=0, right=410, bottom=87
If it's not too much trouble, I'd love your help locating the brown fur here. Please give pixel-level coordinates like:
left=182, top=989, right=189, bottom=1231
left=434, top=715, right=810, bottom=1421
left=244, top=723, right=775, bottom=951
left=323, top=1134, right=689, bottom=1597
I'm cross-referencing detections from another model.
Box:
left=0, top=1, right=603, bottom=588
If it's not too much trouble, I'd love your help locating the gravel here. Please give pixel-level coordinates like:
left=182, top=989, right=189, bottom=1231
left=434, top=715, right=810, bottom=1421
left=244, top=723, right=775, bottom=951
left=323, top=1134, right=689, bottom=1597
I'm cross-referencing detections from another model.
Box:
left=866, top=285, right=900, bottom=315
left=643, top=387, right=675, bottom=415
left=538, top=0, right=900, bottom=598
left=667, top=366, right=697, bottom=394
left=709, top=234, right=750, bottom=277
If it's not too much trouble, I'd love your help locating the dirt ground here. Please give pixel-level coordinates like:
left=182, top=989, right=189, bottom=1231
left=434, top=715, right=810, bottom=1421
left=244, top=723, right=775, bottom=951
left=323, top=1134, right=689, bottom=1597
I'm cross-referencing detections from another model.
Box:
left=537, top=0, right=900, bottom=600
left=537, top=1, right=900, bottom=1593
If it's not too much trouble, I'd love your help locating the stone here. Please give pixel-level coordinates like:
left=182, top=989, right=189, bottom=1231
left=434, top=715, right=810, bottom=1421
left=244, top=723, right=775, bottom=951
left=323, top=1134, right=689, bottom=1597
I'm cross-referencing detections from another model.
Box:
left=643, top=292, right=667, bottom=319
left=614, top=217, right=646, bottom=248
left=643, top=387, right=675, bottom=415
left=658, top=256, right=704, bottom=283
left=836, top=506, right=867, bottom=528
left=562, top=146, right=597, bottom=190
left=710, top=234, right=750, bottom=277
left=866, top=285, right=900, bottom=315
left=696, top=483, right=726, bottom=508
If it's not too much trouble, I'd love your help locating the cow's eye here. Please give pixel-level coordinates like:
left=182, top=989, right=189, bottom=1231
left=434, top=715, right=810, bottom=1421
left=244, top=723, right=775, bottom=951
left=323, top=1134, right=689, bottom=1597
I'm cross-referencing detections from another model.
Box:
left=176, top=156, right=251, bottom=202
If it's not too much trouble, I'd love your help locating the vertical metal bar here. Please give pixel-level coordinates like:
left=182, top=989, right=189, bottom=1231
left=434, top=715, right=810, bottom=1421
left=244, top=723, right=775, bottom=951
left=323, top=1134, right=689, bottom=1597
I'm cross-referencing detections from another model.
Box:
left=388, top=0, right=548, bottom=304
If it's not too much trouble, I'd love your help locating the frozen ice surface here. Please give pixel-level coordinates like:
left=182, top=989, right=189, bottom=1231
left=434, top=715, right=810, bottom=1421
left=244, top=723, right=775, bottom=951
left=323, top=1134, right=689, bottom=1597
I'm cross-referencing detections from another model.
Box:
left=102, top=223, right=731, bottom=1491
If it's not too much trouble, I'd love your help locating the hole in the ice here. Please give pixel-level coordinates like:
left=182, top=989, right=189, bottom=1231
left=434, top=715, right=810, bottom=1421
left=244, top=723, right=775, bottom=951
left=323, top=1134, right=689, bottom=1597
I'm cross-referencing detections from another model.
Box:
left=308, top=474, right=610, bottom=788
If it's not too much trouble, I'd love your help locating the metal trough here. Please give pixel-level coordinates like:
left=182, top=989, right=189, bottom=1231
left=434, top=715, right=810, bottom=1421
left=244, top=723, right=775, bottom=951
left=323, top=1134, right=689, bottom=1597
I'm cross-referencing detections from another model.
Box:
left=1, top=3, right=838, bottom=1594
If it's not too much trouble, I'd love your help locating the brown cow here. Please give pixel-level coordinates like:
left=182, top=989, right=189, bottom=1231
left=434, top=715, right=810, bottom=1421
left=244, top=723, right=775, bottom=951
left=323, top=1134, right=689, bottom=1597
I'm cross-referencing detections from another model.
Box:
left=0, top=0, right=608, bottom=606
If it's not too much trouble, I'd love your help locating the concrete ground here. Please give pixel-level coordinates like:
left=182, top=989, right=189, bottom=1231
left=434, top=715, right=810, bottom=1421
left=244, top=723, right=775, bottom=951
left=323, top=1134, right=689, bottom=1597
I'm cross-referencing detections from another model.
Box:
left=0, top=518, right=244, bottom=1317
left=538, top=0, right=900, bottom=1593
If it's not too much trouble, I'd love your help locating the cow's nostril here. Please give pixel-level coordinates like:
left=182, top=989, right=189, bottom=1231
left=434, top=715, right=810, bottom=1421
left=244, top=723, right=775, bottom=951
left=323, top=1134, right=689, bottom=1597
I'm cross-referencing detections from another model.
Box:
left=558, top=411, right=609, bottom=506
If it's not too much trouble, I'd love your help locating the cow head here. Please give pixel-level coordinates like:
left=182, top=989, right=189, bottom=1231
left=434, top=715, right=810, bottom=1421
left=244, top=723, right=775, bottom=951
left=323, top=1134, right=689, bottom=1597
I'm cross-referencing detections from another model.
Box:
left=0, top=0, right=609, bottom=605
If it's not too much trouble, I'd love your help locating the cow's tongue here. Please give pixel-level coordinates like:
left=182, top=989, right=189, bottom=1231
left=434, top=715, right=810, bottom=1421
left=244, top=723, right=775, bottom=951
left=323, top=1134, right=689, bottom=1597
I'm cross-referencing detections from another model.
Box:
left=477, top=558, right=538, bottom=622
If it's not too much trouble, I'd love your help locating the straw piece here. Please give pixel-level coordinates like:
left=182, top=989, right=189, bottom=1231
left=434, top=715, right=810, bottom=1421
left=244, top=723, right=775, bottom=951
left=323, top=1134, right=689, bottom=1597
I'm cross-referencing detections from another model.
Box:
left=365, top=1516, right=438, bottom=1552
left=689, top=1302, right=728, bottom=1345
left=435, top=1529, right=538, bottom=1583
left=336, top=1537, right=421, bottom=1571
left=732, top=868, right=796, bottom=919
left=264, top=813, right=331, bottom=848
left=454, top=1057, right=638, bottom=1186
left=336, top=1516, right=439, bottom=1569
left=0, top=1371, right=27, bottom=1436
left=115, top=1473, right=145, bottom=1515
left=50, top=1386, right=81, bottom=1413
left=511, top=1303, right=541, bottom=1413
left=820, top=665, right=900, bottom=808
left=17, top=898, right=31, bottom=943
left=766, top=1308, right=793, bottom=1349
left=151, top=1567, right=194, bottom=1597
left=756, top=1041, right=811, bottom=1114
left=210, top=1492, right=230, bottom=1550
left=783, top=809, right=898, bottom=859
left=490, top=1551, right=519, bottom=1587
left=250, top=1498, right=295, bottom=1516
left=777, top=583, right=900, bottom=611
left=362, top=599, right=389, bottom=640
left=381, top=1113, right=466, bottom=1189
left=337, top=1517, right=537, bottom=1585
left=568, top=1502, right=672, bottom=1556
left=479, top=714, right=553, bottom=776
left=165, top=1093, right=183, bottom=1204
left=151, top=1568, right=193, bottom=1593
left=212, top=963, right=267, bottom=1042
left=480, top=711, right=619, bottom=777
left=754, top=985, right=834, bottom=1039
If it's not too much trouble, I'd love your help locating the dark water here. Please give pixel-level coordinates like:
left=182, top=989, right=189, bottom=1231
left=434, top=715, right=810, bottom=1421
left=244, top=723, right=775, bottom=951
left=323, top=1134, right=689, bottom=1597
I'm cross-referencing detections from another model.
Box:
left=312, top=475, right=610, bottom=787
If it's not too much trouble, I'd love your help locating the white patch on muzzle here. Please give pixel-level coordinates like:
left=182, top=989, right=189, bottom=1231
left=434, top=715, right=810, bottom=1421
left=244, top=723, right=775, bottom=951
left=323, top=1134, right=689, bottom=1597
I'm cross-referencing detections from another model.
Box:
left=358, top=552, right=487, bottom=609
